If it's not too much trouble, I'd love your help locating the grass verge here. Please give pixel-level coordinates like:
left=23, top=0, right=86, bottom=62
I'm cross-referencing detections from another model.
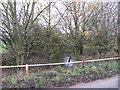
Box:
left=2, top=61, right=118, bottom=88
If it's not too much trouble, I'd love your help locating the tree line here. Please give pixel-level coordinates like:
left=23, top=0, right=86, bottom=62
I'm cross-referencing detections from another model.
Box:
left=0, top=0, right=119, bottom=65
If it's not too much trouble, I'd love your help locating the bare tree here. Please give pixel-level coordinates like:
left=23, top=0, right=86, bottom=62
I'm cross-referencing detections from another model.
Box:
left=118, top=1, right=120, bottom=56
left=0, top=0, right=51, bottom=65
left=56, top=1, right=100, bottom=59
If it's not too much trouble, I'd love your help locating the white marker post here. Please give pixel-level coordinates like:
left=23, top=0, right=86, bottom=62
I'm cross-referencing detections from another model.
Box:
left=26, top=64, right=29, bottom=76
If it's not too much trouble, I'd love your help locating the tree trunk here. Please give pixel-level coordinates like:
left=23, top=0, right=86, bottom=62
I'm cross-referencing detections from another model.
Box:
left=118, top=1, right=120, bottom=56
left=80, top=45, right=83, bottom=54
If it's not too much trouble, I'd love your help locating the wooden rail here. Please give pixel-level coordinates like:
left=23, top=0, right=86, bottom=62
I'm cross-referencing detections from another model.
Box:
left=0, top=57, right=119, bottom=68
left=0, top=57, right=119, bottom=76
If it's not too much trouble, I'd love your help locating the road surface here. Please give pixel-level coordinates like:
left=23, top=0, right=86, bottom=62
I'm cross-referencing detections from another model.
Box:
left=69, top=75, right=118, bottom=88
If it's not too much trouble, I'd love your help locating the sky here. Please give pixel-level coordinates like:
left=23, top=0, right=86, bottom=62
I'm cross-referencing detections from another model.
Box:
left=0, top=0, right=118, bottom=12
left=0, top=0, right=119, bottom=33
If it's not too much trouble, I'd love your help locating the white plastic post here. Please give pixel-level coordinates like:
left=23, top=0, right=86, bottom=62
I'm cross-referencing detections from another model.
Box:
left=26, top=64, right=28, bottom=76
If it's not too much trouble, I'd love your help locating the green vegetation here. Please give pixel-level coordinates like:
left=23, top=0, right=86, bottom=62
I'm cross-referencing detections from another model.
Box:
left=0, top=46, right=4, bottom=53
left=0, top=41, right=6, bottom=53
left=0, top=0, right=118, bottom=89
left=0, top=1, right=118, bottom=65
left=2, top=61, right=118, bottom=88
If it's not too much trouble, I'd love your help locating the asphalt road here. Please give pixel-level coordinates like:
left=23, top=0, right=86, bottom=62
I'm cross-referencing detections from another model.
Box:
left=69, top=75, right=118, bottom=88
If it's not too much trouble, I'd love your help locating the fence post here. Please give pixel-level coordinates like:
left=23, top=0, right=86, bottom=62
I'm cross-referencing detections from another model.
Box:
left=26, top=64, right=29, bottom=76
left=82, top=61, right=85, bottom=68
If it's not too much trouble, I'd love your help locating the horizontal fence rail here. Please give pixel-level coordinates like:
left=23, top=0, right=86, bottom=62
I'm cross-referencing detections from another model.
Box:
left=0, top=57, right=120, bottom=69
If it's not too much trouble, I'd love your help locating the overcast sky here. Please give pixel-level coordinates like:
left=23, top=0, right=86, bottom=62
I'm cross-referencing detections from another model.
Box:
left=0, top=0, right=118, bottom=33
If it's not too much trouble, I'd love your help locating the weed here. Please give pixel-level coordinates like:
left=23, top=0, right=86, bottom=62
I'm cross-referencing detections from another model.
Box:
left=9, top=76, right=17, bottom=84
left=34, top=79, right=39, bottom=88
left=90, top=75, right=93, bottom=79
left=2, top=61, right=118, bottom=88
left=46, top=71, right=58, bottom=76
left=52, top=75, right=61, bottom=81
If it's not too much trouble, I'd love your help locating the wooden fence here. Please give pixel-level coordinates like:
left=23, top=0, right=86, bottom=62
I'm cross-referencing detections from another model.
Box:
left=0, top=57, right=120, bottom=76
